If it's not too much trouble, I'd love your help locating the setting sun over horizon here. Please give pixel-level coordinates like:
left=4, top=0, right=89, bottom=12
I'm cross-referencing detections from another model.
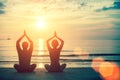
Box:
left=0, top=1, right=120, bottom=79
left=0, top=0, right=120, bottom=40
left=36, top=17, right=46, bottom=29
left=0, top=0, right=120, bottom=59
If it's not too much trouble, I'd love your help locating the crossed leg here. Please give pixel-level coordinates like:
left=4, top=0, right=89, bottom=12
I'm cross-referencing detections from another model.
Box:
left=44, top=63, right=66, bottom=72
left=14, top=64, right=36, bottom=73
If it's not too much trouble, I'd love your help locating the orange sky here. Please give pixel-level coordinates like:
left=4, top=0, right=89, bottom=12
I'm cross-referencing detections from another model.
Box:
left=0, top=0, right=120, bottom=40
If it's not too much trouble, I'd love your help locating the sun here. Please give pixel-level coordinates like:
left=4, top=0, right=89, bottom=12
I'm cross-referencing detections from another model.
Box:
left=36, top=18, right=45, bottom=29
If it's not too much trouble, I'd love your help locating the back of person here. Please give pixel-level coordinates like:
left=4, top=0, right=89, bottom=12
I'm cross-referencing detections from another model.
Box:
left=19, top=51, right=31, bottom=67
left=14, top=31, right=36, bottom=73
left=44, top=32, right=66, bottom=72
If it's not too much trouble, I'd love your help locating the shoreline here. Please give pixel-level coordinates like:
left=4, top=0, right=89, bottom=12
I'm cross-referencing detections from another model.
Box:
left=0, top=67, right=103, bottom=80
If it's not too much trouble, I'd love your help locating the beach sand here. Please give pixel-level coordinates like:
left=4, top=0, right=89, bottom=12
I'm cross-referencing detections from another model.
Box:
left=0, top=67, right=103, bottom=80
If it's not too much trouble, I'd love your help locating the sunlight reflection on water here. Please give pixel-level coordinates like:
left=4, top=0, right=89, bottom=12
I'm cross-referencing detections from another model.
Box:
left=38, top=38, right=44, bottom=55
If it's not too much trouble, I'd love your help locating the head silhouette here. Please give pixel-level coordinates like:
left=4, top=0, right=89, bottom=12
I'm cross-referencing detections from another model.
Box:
left=52, top=39, right=59, bottom=48
left=22, top=41, right=28, bottom=49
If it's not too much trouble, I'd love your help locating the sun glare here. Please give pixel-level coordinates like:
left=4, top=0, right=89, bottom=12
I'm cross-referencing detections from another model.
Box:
left=36, top=18, right=46, bottom=29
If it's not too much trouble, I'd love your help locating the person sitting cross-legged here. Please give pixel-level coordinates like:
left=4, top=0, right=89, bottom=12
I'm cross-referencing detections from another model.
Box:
left=14, top=31, right=36, bottom=73
left=45, top=32, right=66, bottom=72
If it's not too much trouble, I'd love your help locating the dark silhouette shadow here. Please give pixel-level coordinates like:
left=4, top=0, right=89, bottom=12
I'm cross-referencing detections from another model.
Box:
left=14, top=31, right=36, bottom=73
left=45, top=32, right=66, bottom=72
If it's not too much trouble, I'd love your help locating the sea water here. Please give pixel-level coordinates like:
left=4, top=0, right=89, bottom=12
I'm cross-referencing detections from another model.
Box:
left=0, top=39, right=120, bottom=68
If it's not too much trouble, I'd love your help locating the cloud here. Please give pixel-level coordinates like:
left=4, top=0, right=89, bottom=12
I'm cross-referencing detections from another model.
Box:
left=96, top=1, right=120, bottom=12
left=0, top=2, right=5, bottom=8
left=0, top=10, right=5, bottom=14
left=0, top=2, right=5, bottom=14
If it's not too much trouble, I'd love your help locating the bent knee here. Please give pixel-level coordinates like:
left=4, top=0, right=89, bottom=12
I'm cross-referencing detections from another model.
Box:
left=62, top=64, right=66, bottom=66
left=31, top=64, right=36, bottom=67
left=14, top=64, right=19, bottom=67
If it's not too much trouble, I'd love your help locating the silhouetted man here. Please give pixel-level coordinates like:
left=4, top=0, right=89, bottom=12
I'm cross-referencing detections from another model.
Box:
left=45, top=32, right=66, bottom=72
left=14, top=31, right=36, bottom=72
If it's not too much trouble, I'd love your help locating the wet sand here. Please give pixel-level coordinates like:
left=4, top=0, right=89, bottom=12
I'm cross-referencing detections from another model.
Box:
left=0, top=67, right=103, bottom=80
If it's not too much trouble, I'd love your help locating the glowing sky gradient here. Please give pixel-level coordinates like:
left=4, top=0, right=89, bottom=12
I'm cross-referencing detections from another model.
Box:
left=0, top=0, right=120, bottom=40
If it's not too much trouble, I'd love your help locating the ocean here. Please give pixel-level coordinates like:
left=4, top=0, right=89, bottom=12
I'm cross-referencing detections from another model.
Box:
left=0, top=39, right=120, bottom=68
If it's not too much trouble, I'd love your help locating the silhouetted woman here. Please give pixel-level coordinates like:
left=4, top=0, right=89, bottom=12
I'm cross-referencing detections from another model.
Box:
left=14, top=31, right=36, bottom=72
left=45, top=32, right=66, bottom=72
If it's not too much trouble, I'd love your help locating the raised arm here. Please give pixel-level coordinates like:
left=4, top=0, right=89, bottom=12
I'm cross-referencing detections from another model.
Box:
left=25, top=31, right=33, bottom=51
left=56, top=36, right=64, bottom=50
left=47, top=36, right=55, bottom=50
left=54, top=31, right=64, bottom=49
left=16, top=34, right=24, bottom=51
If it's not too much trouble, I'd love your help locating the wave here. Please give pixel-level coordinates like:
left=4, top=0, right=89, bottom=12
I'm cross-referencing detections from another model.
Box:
left=0, top=59, right=120, bottom=63
left=32, top=53, right=120, bottom=57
